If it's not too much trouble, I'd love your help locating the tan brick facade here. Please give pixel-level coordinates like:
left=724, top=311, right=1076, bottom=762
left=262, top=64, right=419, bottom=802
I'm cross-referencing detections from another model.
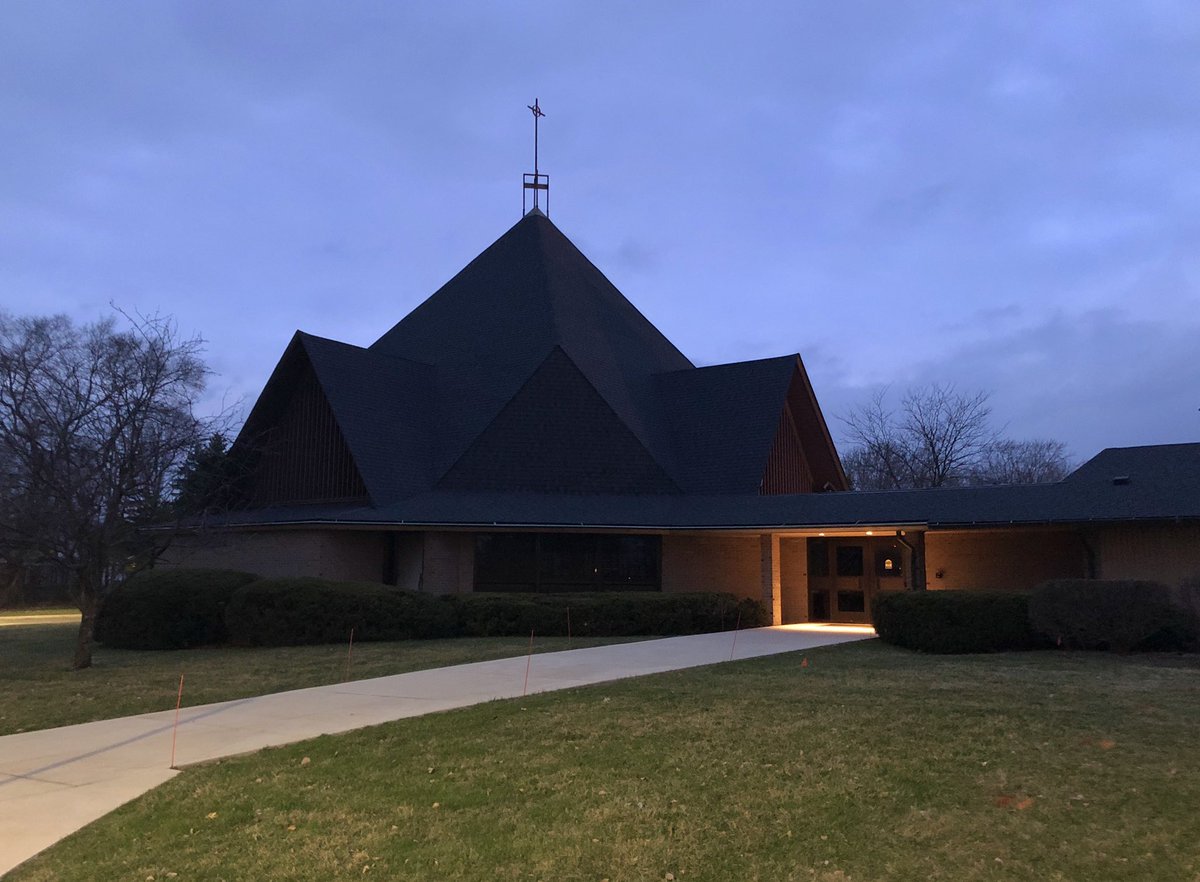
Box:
left=1091, top=523, right=1200, bottom=586
left=759, top=534, right=782, bottom=624
left=160, top=522, right=1199, bottom=623
left=779, top=538, right=809, bottom=624
left=163, top=528, right=475, bottom=593
left=161, top=529, right=387, bottom=582
left=924, top=529, right=1088, bottom=591
left=420, top=532, right=474, bottom=594
left=661, top=534, right=761, bottom=600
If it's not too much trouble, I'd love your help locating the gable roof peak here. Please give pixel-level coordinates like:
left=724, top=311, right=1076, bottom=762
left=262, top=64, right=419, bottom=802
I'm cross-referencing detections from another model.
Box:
left=370, top=207, right=692, bottom=374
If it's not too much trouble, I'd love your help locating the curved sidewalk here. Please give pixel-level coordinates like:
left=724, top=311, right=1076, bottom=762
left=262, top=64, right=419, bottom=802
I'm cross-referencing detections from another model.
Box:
left=0, top=624, right=871, bottom=876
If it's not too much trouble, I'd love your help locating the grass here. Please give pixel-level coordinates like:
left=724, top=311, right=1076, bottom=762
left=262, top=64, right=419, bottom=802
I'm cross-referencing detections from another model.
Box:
left=0, top=623, right=642, bottom=736
left=11, top=641, right=1200, bottom=881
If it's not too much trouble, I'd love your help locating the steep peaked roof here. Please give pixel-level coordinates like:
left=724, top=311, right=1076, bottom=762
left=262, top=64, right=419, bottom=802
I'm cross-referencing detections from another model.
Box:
left=236, top=332, right=434, bottom=504
left=654, top=354, right=848, bottom=494
left=439, top=346, right=679, bottom=495
left=300, top=334, right=435, bottom=501
left=233, top=210, right=848, bottom=509
left=370, top=210, right=693, bottom=474
left=655, top=355, right=796, bottom=493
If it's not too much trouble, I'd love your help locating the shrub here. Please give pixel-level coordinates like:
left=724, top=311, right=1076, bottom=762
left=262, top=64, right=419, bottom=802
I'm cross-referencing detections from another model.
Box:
left=224, top=578, right=459, bottom=646
left=452, top=592, right=766, bottom=638
left=1168, top=577, right=1200, bottom=630
left=872, top=590, right=1048, bottom=654
left=1030, top=579, right=1198, bottom=652
left=96, top=568, right=258, bottom=649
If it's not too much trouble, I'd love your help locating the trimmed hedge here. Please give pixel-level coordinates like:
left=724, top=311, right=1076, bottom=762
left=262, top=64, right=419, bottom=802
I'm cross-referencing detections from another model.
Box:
left=224, top=578, right=459, bottom=646
left=97, top=568, right=770, bottom=649
left=1029, top=579, right=1198, bottom=652
left=96, top=568, right=258, bottom=650
left=452, top=592, right=767, bottom=638
left=872, top=590, right=1048, bottom=654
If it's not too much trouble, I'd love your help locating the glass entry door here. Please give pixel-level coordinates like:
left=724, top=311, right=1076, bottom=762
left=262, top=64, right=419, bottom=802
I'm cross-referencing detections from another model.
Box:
left=807, top=537, right=907, bottom=624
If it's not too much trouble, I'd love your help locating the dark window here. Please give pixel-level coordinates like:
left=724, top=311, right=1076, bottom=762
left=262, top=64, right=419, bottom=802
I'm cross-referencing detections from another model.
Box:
left=835, top=545, right=864, bottom=577
left=875, top=546, right=904, bottom=578
left=599, top=536, right=659, bottom=585
left=810, top=590, right=831, bottom=621
left=837, top=590, right=866, bottom=613
left=475, top=534, right=537, bottom=590
left=538, top=534, right=596, bottom=585
left=807, top=540, right=830, bottom=577
left=474, top=533, right=660, bottom=592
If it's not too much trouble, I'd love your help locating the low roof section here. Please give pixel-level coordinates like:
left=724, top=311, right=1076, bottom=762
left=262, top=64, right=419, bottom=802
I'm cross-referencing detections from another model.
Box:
left=215, top=442, right=1200, bottom=531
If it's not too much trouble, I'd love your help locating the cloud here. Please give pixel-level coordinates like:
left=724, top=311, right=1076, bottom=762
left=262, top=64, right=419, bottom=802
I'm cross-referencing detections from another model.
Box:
left=827, top=306, right=1200, bottom=459
left=0, top=1, right=1196, bottom=460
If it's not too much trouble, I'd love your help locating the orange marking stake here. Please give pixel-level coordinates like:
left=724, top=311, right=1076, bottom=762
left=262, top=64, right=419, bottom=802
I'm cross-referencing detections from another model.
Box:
left=729, top=609, right=742, bottom=661
left=344, top=627, right=355, bottom=682
left=169, top=672, right=185, bottom=770
left=522, top=628, right=535, bottom=696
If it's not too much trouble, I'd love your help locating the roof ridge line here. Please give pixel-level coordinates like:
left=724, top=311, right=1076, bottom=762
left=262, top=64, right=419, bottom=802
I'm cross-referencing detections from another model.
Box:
left=298, top=330, right=436, bottom=371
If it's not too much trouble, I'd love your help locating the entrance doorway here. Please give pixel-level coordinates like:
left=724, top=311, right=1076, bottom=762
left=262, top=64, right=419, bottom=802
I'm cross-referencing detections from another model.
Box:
left=806, top=537, right=907, bottom=623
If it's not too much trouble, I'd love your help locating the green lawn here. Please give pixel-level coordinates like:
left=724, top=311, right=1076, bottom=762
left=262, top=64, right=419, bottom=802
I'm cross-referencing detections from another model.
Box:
left=0, top=623, right=641, bottom=736
left=11, top=641, right=1200, bottom=881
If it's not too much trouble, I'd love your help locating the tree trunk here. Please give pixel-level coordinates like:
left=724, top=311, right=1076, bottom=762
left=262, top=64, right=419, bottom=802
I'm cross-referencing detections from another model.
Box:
left=73, top=585, right=99, bottom=670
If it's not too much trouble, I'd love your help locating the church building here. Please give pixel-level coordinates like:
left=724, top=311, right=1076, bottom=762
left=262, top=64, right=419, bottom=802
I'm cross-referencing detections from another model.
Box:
left=170, top=171, right=1200, bottom=623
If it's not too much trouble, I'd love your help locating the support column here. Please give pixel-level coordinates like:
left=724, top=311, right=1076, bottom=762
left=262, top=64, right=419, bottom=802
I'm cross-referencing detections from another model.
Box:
left=421, top=532, right=475, bottom=594
left=759, top=533, right=782, bottom=625
left=910, top=530, right=927, bottom=591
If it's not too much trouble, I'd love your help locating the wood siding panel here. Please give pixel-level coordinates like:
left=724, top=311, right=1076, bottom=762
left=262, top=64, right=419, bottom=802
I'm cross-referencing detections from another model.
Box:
left=760, top=404, right=814, bottom=494
left=247, top=364, right=369, bottom=506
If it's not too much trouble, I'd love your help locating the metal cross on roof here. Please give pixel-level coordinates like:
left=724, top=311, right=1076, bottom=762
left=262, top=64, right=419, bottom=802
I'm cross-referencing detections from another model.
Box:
left=523, top=98, right=549, bottom=216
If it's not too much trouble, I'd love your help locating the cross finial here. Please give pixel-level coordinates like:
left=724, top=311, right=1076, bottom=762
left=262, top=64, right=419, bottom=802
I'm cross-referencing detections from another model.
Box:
left=522, top=98, right=549, bottom=216
left=528, top=99, right=544, bottom=176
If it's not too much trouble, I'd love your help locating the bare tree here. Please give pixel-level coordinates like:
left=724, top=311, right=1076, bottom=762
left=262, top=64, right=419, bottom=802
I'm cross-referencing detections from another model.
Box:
left=0, top=311, right=209, bottom=668
left=975, top=438, right=1072, bottom=485
left=841, top=384, right=995, bottom=489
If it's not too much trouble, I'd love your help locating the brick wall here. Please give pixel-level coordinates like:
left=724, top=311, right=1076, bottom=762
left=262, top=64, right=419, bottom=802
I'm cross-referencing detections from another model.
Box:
left=661, top=534, right=761, bottom=601
left=422, top=532, right=474, bottom=594
left=924, top=529, right=1087, bottom=591
left=1093, top=523, right=1200, bottom=586
left=779, top=538, right=809, bottom=623
left=161, top=529, right=386, bottom=583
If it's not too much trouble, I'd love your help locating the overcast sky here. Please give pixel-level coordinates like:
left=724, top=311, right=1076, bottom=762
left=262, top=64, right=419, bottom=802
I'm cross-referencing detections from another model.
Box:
left=2, top=1, right=1198, bottom=462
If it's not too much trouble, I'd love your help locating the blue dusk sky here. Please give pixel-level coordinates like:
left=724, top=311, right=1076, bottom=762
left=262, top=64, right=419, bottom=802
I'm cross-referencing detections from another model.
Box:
left=2, top=1, right=1198, bottom=462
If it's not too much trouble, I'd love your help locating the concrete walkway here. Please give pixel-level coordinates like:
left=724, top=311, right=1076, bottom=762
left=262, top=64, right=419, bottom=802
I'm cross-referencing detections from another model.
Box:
left=0, top=624, right=871, bottom=876
left=0, top=613, right=81, bottom=628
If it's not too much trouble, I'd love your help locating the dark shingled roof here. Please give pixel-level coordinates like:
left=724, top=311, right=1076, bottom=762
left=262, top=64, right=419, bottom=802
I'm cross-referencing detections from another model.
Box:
left=236, top=210, right=847, bottom=507
left=438, top=346, right=680, bottom=495
left=215, top=442, right=1200, bottom=530
left=655, top=355, right=796, bottom=493
left=370, top=211, right=694, bottom=478
left=300, top=334, right=435, bottom=502
left=231, top=212, right=1200, bottom=532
